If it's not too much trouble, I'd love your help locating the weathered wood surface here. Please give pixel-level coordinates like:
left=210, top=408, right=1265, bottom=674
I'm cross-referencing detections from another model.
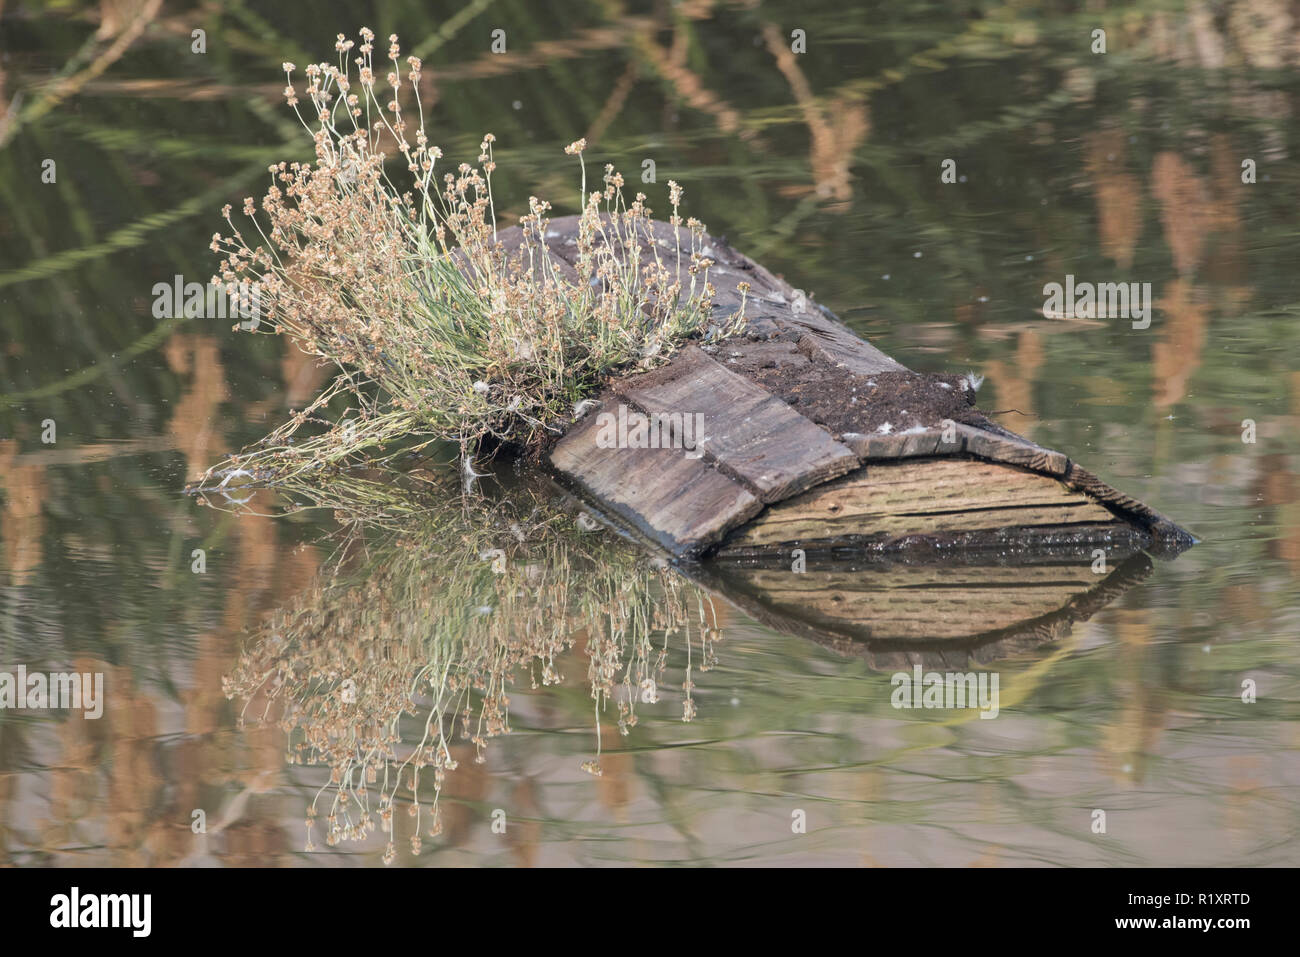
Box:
left=549, top=398, right=762, bottom=551
left=719, top=458, right=1116, bottom=551
left=839, top=422, right=1068, bottom=476
left=527, top=215, right=1194, bottom=559
left=611, top=345, right=858, bottom=501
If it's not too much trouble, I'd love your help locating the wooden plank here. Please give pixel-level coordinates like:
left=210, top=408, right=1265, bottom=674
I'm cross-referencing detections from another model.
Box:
left=731, top=501, right=1117, bottom=546
left=837, top=424, right=1068, bottom=476
left=1054, top=463, right=1197, bottom=554
left=783, top=458, right=1090, bottom=511
left=790, top=321, right=904, bottom=374
left=787, top=313, right=906, bottom=375
left=955, top=424, right=1069, bottom=475
left=724, top=458, right=1116, bottom=548
left=839, top=429, right=953, bottom=460
left=613, top=346, right=858, bottom=501
left=548, top=403, right=761, bottom=554
left=1061, top=462, right=1161, bottom=527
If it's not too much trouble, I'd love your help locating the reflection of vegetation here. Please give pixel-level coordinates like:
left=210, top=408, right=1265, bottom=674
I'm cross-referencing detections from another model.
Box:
left=222, top=475, right=720, bottom=861
left=2, top=1, right=1299, bottom=866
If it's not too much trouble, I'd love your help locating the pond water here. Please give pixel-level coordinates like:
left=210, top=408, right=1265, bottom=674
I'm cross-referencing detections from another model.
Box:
left=1, top=2, right=1298, bottom=867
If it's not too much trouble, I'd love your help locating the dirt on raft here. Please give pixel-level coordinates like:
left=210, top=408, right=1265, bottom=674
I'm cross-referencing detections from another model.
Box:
left=707, top=333, right=993, bottom=439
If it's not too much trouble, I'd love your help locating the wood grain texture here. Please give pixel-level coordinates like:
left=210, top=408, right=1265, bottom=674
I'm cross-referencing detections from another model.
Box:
left=786, top=311, right=907, bottom=375
left=613, top=345, right=858, bottom=501
left=548, top=402, right=761, bottom=554
left=954, top=424, right=1069, bottom=475
left=838, top=424, right=1068, bottom=475
left=724, top=458, right=1115, bottom=548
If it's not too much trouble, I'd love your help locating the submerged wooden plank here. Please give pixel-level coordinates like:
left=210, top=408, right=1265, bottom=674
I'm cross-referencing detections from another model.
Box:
left=613, top=346, right=858, bottom=501
left=737, top=564, right=1110, bottom=639
left=548, top=403, right=761, bottom=554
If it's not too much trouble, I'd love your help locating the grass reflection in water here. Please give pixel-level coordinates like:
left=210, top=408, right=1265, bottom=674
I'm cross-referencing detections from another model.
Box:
left=212, top=471, right=719, bottom=862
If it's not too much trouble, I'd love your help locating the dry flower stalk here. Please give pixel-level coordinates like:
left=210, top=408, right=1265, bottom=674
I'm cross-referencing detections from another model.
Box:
left=197, top=29, right=744, bottom=491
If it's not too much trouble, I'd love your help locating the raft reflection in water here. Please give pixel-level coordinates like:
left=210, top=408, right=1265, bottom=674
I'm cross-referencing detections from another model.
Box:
left=215, top=472, right=1155, bottom=862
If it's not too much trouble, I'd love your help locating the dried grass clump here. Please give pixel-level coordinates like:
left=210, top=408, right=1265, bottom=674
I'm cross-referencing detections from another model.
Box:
left=199, top=29, right=744, bottom=489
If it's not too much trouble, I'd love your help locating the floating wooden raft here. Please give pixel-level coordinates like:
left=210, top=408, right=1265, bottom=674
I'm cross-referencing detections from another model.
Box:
left=526, top=216, right=1194, bottom=560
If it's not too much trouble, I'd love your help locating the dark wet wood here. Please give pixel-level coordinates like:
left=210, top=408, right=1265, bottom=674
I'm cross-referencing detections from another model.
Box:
left=527, top=215, right=1195, bottom=559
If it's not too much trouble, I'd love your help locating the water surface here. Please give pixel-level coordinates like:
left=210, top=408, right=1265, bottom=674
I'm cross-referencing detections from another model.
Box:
left=1, top=1, right=1298, bottom=866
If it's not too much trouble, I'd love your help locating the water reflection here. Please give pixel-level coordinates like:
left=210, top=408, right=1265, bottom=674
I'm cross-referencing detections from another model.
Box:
left=216, top=475, right=725, bottom=861
left=704, top=549, right=1155, bottom=671
left=2, top=1, right=1299, bottom=866
left=210, top=469, right=1163, bottom=863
